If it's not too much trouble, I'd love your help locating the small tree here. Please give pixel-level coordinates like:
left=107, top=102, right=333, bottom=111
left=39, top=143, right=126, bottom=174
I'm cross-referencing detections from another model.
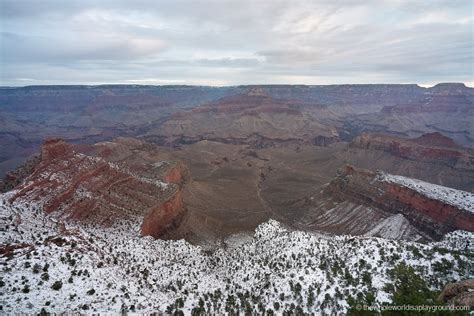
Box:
left=41, top=273, right=49, bottom=281
left=51, top=280, right=63, bottom=291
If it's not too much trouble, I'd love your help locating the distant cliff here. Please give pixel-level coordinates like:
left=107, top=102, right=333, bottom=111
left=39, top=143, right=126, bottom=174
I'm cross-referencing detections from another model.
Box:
left=350, top=132, right=473, bottom=168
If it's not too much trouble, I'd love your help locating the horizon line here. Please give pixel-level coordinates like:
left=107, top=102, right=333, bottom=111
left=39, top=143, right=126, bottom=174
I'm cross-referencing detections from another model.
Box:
left=0, top=82, right=472, bottom=89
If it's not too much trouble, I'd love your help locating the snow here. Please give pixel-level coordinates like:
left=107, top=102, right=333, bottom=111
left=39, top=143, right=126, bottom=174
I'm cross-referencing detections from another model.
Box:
left=107, top=161, right=169, bottom=189
left=364, top=214, right=422, bottom=241
left=1, top=192, right=472, bottom=314
left=379, top=173, right=474, bottom=213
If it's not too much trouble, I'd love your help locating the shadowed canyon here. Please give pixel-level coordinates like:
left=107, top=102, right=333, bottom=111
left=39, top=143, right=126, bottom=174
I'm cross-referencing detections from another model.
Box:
left=1, top=84, right=473, bottom=243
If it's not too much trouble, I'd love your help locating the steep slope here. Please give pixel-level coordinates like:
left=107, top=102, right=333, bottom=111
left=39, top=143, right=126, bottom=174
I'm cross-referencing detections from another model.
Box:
left=6, top=138, right=188, bottom=238
left=364, top=214, right=422, bottom=240
left=302, top=166, right=474, bottom=239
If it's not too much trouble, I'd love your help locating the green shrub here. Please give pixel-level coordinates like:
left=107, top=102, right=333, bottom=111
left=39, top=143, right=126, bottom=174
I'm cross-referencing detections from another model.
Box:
left=51, top=281, right=62, bottom=291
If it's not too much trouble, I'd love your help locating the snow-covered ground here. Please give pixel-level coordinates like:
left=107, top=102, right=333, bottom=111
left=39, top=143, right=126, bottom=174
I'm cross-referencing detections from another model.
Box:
left=364, top=214, right=422, bottom=241
left=0, top=192, right=473, bottom=314
left=380, top=173, right=474, bottom=213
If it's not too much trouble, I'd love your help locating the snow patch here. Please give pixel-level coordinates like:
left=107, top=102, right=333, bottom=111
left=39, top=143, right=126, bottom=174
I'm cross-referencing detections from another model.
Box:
left=379, top=173, right=474, bottom=213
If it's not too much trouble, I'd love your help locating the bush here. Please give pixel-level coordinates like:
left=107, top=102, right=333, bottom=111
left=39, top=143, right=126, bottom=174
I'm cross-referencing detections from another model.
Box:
left=389, top=264, right=435, bottom=306
left=51, top=281, right=63, bottom=291
left=40, top=273, right=49, bottom=281
left=273, top=301, right=280, bottom=310
left=32, top=263, right=41, bottom=274
left=346, top=292, right=376, bottom=316
left=383, top=263, right=452, bottom=316
left=22, top=285, right=30, bottom=293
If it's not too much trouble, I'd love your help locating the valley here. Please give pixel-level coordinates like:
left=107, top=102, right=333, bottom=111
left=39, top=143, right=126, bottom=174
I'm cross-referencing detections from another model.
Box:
left=1, top=83, right=473, bottom=313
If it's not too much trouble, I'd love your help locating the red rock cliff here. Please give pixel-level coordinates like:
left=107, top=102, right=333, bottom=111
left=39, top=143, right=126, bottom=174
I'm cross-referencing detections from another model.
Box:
left=382, top=184, right=473, bottom=234
left=328, top=165, right=474, bottom=239
left=41, top=138, right=74, bottom=161
left=140, top=190, right=187, bottom=238
left=10, top=138, right=189, bottom=239
left=163, top=162, right=188, bottom=185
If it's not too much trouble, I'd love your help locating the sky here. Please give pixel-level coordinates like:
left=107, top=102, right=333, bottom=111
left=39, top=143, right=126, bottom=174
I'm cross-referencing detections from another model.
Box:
left=0, top=0, right=473, bottom=86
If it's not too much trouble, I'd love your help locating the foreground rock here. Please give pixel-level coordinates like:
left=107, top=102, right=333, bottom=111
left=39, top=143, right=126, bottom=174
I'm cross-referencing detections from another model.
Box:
left=438, top=279, right=474, bottom=308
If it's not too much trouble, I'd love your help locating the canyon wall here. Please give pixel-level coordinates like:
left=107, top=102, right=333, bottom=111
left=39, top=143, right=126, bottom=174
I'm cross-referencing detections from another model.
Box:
left=327, top=165, right=474, bottom=239
left=141, top=190, right=187, bottom=238
left=8, top=138, right=190, bottom=238
left=350, top=132, right=473, bottom=167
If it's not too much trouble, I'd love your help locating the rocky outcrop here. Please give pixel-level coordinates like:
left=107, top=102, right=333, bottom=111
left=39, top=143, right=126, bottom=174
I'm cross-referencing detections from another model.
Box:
left=312, top=135, right=340, bottom=147
left=9, top=138, right=189, bottom=239
left=40, top=138, right=74, bottom=161
left=0, top=242, right=33, bottom=258
left=327, top=165, right=474, bottom=239
left=141, top=190, right=187, bottom=238
left=163, top=162, right=188, bottom=185
left=139, top=161, right=189, bottom=238
left=438, top=279, right=474, bottom=309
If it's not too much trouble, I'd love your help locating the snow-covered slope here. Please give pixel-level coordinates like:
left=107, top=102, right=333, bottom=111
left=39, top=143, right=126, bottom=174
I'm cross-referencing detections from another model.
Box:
left=380, top=173, right=474, bottom=213
left=364, top=214, right=422, bottom=241
left=1, top=191, right=472, bottom=314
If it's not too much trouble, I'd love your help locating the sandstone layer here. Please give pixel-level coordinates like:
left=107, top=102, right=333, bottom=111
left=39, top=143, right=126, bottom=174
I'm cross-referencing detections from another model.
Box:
left=8, top=138, right=188, bottom=238
left=326, top=165, right=474, bottom=239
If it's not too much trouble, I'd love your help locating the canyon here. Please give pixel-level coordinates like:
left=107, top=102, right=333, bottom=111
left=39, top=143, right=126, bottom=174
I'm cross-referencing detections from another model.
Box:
left=1, top=83, right=473, bottom=313
left=1, top=84, right=473, bottom=243
left=3, top=135, right=472, bottom=244
left=1, top=83, right=472, bottom=177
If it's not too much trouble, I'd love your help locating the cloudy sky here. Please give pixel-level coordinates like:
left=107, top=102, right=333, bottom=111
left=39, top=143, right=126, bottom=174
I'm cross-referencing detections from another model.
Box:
left=0, top=0, right=472, bottom=86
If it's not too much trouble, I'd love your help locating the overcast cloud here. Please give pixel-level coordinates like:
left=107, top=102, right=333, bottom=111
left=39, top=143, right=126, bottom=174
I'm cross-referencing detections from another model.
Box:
left=0, top=0, right=472, bottom=86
